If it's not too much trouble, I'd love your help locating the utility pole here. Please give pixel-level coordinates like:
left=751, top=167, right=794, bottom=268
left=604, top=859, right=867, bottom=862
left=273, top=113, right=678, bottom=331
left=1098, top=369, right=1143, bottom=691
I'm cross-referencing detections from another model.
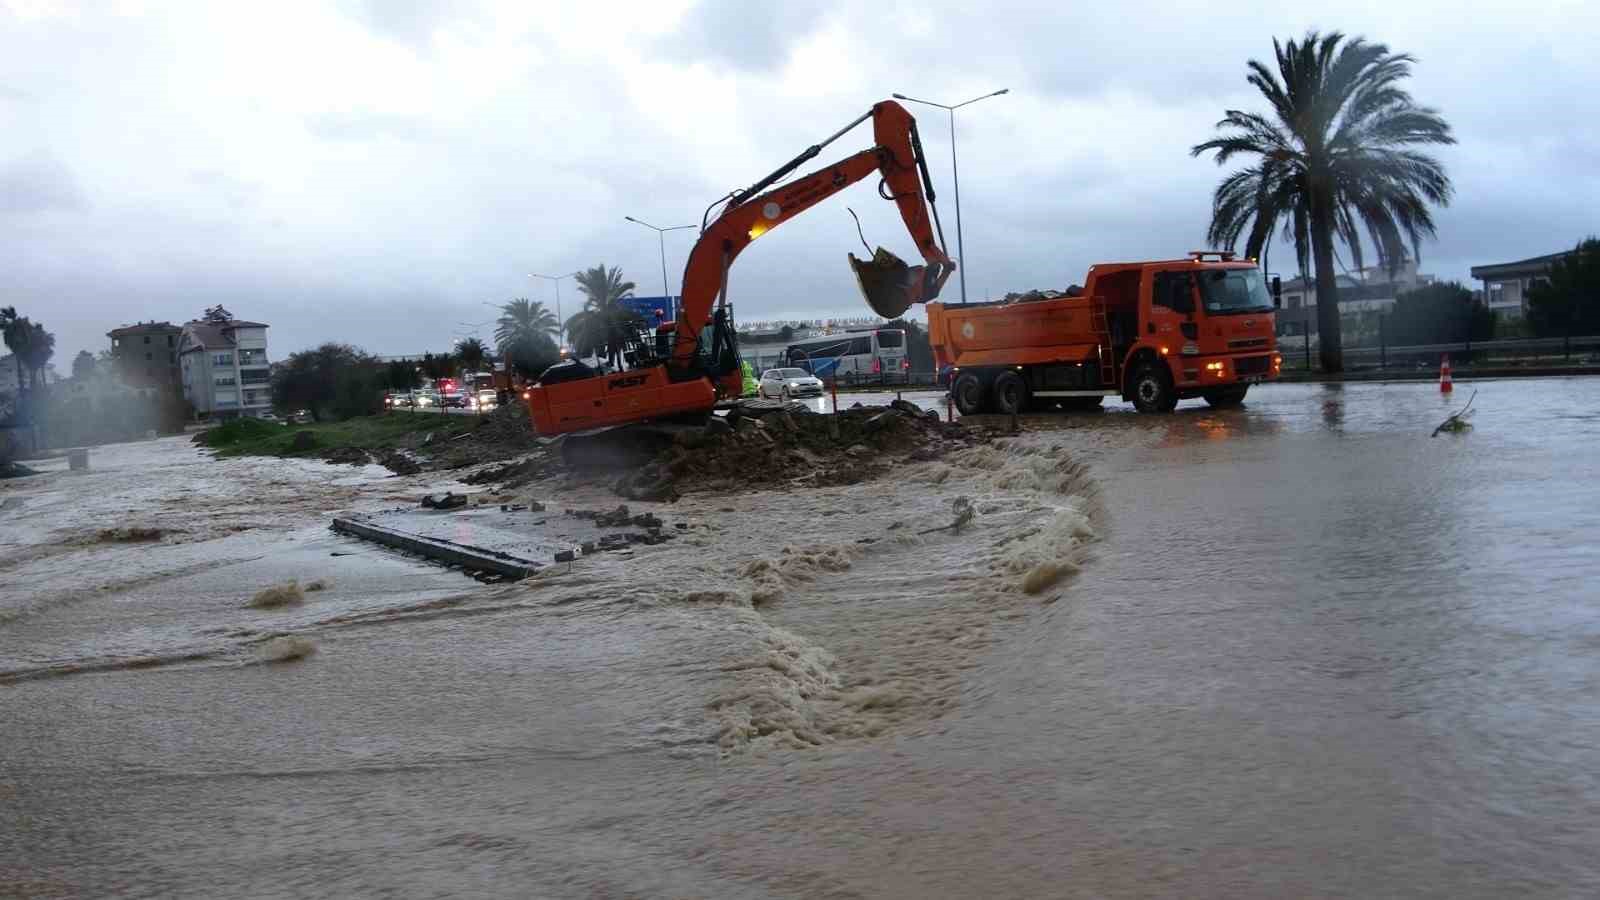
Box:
left=892, top=89, right=1009, bottom=305
left=529, top=272, right=578, bottom=350
left=624, top=217, right=696, bottom=316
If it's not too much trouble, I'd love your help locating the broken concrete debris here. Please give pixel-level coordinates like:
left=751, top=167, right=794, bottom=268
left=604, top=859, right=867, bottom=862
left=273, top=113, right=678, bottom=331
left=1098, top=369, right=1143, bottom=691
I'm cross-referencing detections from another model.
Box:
left=420, top=491, right=468, bottom=510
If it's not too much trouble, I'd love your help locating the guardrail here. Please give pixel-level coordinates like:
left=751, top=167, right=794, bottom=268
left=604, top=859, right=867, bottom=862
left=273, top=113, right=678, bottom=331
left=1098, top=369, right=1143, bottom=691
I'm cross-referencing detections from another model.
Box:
left=1281, top=334, right=1600, bottom=369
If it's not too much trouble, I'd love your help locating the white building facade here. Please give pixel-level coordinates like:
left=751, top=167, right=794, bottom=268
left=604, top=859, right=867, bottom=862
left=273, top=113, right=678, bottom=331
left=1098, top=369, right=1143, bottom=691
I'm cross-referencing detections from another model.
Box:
left=1470, top=250, right=1570, bottom=319
left=1274, top=262, right=1435, bottom=338
left=178, top=309, right=272, bottom=419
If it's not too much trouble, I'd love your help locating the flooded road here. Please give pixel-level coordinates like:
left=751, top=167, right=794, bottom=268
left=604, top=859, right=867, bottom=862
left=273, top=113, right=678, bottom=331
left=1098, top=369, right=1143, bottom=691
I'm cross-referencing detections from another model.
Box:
left=3, top=379, right=1598, bottom=897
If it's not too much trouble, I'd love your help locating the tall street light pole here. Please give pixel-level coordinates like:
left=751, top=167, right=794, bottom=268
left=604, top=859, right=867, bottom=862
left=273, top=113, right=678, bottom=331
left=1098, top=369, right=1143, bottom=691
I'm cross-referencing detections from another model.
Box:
left=529, top=272, right=577, bottom=349
left=624, top=216, right=696, bottom=317
left=892, top=89, right=1009, bottom=306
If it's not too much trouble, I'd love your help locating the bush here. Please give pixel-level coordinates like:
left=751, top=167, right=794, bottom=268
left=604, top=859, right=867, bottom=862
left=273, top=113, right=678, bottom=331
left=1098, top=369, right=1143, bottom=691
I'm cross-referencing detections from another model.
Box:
left=272, top=342, right=385, bottom=422
left=1385, top=281, right=1496, bottom=345
left=199, top=416, right=284, bottom=448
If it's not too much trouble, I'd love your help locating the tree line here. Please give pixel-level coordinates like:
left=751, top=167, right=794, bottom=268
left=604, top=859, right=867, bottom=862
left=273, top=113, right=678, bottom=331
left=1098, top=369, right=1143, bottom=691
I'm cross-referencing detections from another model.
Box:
left=271, top=263, right=646, bottom=422
left=1, top=306, right=57, bottom=399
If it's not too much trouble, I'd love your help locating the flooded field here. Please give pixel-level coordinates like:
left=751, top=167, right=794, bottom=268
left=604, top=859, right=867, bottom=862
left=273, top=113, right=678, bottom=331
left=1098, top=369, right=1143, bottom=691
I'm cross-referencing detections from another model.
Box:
left=3, top=378, right=1598, bottom=898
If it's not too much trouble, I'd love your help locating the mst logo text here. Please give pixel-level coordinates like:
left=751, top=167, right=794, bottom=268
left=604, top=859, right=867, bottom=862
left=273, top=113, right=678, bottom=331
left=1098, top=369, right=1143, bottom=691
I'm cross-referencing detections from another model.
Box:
left=608, top=374, right=649, bottom=390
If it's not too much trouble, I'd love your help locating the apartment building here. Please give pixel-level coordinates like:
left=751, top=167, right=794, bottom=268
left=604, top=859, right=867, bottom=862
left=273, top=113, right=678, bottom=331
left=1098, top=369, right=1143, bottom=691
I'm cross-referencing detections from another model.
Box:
left=178, top=307, right=272, bottom=419
left=107, top=321, right=184, bottom=388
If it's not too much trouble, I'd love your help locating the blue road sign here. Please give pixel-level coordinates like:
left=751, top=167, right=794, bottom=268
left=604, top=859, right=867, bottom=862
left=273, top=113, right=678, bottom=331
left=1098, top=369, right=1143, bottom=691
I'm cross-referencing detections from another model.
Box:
left=620, top=295, right=677, bottom=322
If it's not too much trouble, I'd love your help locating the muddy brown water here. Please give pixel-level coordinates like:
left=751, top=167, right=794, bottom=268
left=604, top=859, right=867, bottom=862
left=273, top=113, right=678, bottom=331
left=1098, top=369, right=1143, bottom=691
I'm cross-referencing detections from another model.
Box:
left=2, top=379, right=1598, bottom=898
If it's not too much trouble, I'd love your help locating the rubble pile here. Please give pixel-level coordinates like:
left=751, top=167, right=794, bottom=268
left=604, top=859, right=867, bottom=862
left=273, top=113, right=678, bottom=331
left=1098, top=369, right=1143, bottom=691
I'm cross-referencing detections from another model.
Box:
left=463, top=446, right=557, bottom=489
left=321, top=446, right=370, bottom=466
left=423, top=403, right=541, bottom=470
left=570, top=505, right=664, bottom=529
left=1001, top=285, right=1083, bottom=304
left=613, top=399, right=989, bottom=502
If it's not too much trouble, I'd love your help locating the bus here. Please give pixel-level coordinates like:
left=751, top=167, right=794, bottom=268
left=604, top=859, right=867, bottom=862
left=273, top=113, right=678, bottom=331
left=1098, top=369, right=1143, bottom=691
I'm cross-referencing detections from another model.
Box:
left=782, top=328, right=908, bottom=383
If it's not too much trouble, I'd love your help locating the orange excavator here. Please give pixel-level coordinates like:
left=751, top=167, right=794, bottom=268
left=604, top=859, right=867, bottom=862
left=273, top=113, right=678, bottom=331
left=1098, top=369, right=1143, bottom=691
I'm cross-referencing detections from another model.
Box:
left=524, top=100, right=955, bottom=437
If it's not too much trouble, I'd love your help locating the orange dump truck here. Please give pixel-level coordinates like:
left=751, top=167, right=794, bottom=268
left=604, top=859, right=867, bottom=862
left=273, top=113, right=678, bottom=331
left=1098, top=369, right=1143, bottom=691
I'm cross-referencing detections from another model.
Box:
left=927, top=251, right=1282, bottom=414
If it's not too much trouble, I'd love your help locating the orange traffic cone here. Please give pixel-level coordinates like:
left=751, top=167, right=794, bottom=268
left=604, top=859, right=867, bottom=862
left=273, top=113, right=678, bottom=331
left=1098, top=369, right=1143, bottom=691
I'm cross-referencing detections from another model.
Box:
left=1439, top=354, right=1453, bottom=393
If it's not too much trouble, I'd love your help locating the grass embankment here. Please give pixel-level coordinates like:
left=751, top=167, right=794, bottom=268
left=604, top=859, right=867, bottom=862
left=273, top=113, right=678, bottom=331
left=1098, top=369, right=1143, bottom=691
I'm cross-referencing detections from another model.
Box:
left=200, top=413, right=477, bottom=459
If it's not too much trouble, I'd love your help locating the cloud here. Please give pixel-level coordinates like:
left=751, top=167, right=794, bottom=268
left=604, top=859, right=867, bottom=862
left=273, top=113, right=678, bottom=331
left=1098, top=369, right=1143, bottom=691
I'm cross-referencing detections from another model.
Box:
left=303, top=109, right=444, bottom=142
left=653, top=0, right=824, bottom=72
left=335, top=0, right=494, bottom=48
left=0, top=151, right=85, bottom=215
left=0, top=0, right=1596, bottom=366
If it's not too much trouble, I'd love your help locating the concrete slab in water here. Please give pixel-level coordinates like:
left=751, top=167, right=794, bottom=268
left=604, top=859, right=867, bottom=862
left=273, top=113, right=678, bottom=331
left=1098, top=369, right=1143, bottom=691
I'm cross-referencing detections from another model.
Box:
left=333, top=504, right=678, bottom=577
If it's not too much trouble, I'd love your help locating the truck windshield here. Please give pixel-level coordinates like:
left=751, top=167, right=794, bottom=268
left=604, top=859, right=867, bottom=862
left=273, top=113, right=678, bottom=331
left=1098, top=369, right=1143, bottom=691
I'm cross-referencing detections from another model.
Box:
left=1198, top=268, right=1274, bottom=315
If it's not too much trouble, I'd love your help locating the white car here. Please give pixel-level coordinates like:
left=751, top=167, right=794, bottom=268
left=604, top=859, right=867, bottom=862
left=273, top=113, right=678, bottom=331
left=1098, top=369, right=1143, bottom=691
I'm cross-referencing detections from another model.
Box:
left=758, top=367, right=825, bottom=399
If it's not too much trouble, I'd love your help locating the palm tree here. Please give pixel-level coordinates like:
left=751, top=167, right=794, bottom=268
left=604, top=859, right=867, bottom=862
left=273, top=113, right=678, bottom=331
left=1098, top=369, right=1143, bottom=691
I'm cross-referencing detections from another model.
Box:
left=15, top=320, right=55, bottom=390
left=1191, top=31, right=1454, bottom=372
left=20, top=323, right=54, bottom=389
left=455, top=337, right=487, bottom=374
left=73, top=350, right=97, bottom=379
left=1, top=307, right=24, bottom=392
left=493, top=298, right=559, bottom=354
left=568, top=264, right=640, bottom=368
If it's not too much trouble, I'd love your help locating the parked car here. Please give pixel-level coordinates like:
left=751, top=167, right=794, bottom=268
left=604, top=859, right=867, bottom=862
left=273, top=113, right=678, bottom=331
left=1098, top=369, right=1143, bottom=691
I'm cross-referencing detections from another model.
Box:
left=257, top=412, right=281, bottom=423
left=758, top=367, right=825, bottom=399
left=289, top=409, right=312, bottom=424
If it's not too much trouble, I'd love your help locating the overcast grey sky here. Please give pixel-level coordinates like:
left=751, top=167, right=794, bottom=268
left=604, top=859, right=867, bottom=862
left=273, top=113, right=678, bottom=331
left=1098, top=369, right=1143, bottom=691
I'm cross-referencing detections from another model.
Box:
left=3, top=0, right=1595, bottom=364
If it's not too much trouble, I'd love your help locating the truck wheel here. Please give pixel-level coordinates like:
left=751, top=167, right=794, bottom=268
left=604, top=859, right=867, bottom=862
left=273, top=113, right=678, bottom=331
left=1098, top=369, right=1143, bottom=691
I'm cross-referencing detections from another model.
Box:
left=991, top=371, right=1026, bottom=415
left=952, top=372, right=986, bottom=416
left=1130, top=363, right=1178, bottom=413
left=1203, top=386, right=1249, bottom=408
left=1060, top=396, right=1104, bottom=412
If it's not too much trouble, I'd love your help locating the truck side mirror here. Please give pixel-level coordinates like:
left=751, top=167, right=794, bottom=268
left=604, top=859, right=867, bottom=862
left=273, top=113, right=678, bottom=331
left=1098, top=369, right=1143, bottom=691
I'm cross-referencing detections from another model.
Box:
left=1271, top=275, right=1283, bottom=309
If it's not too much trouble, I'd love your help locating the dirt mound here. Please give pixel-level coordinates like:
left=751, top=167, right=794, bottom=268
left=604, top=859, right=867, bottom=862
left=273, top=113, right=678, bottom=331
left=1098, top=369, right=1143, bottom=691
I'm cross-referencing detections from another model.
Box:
left=613, top=402, right=990, bottom=501
left=256, top=635, right=316, bottom=663
left=423, top=404, right=540, bottom=470
left=95, top=526, right=164, bottom=543
left=321, top=446, right=370, bottom=466
left=248, top=581, right=305, bottom=609
left=378, top=451, right=421, bottom=475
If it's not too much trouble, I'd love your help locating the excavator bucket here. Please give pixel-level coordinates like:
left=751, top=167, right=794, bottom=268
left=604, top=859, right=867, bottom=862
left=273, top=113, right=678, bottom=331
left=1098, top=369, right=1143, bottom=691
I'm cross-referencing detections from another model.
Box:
left=850, top=247, right=925, bottom=319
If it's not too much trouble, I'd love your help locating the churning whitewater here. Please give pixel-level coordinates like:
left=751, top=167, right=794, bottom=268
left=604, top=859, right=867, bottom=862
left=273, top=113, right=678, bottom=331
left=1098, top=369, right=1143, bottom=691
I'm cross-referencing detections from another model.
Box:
left=0, top=430, right=1102, bottom=761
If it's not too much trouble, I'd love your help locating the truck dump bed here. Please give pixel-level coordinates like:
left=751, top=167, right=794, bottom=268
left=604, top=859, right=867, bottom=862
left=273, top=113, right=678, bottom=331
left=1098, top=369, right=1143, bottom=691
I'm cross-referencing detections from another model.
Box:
left=926, top=294, right=1109, bottom=371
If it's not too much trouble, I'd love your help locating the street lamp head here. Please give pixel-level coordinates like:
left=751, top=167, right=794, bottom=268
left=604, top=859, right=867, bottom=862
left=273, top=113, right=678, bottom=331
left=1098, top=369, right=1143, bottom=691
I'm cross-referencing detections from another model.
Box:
left=993, top=88, right=1010, bottom=96
left=891, top=93, right=907, bottom=100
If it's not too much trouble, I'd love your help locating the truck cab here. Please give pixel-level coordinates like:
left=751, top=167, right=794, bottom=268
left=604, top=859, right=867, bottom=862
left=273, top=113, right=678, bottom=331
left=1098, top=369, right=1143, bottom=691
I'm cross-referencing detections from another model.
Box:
left=926, top=251, right=1282, bottom=415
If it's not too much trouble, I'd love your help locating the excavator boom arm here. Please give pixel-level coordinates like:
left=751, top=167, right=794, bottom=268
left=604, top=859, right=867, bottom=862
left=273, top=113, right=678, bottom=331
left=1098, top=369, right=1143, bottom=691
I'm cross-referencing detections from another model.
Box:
left=670, top=100, right=954, bottom=370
